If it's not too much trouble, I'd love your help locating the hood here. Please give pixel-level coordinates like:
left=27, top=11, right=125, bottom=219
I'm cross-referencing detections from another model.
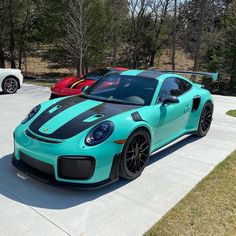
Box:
left=51, top=78, right=95, bottom=96
left=71, top=79, right=95, bottom=90
left=29, top=96, right=137, bottom=140
left=0, top=68, right=22, bottom=76
left=0, top=68, right=21, bottom=73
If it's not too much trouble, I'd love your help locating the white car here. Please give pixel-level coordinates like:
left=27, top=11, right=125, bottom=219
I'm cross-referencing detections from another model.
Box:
left=0, top=68, right=24, bottom=94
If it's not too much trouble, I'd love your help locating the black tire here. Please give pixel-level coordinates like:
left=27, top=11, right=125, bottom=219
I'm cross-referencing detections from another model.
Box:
left=195, top=101, right=213, bottom=137
left=2, top=77, right=19, bottom=94
left=119, top=128, right=151, bottom=180
left=49, top=93, right=58, bottom=100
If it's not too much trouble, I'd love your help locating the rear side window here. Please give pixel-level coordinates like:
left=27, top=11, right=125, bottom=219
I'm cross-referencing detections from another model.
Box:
left=157, top=77, right=192, bottom=102
left=180, top=79, right=192, bottom=93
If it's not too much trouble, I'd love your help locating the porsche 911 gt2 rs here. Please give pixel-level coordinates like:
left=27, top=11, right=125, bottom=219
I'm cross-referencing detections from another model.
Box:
left=12, top=69, right=216, bottom=188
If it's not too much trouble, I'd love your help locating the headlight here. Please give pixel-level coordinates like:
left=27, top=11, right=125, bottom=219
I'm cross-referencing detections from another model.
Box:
left=85, top=121, right=114, bottom=146
left=21, top=105, right=41, bottom=124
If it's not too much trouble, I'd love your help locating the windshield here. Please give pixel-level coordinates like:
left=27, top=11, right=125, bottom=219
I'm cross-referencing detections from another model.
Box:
left=82, top=73, right=158, bottom=106
left=83, top=68, right=110, bottom=80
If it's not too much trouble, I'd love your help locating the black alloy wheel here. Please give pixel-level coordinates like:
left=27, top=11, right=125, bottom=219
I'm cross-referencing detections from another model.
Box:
left=195, top=101, right=213, bottom=137
left=119, top=129, right=150, bottom=180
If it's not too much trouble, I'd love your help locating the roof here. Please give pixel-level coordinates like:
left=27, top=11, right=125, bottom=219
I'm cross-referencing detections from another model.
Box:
left=120, top=70, right=162, bottom=79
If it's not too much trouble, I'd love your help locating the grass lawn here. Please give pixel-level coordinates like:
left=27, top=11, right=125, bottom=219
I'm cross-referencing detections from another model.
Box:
left=226, top=110, right=236, bottom=117
left=24, top=80, right=55, bottom=88
left=145, top=150, right=236, bottom=236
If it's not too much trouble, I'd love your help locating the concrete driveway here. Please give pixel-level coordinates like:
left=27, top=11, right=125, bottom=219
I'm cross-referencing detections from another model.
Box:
left=0, top=84, right=236, bottom=236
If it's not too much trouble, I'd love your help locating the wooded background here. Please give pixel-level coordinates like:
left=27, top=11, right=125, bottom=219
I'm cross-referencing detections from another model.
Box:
left=0, top=0, right=235, bottom=86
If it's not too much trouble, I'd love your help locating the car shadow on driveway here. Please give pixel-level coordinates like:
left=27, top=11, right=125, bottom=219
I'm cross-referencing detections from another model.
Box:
left=0, top=92, right=8, bottom=95
left=0, top=135, right=200, bottom=210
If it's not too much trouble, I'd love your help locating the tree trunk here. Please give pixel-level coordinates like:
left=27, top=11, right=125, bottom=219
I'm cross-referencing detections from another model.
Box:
left=172, top=0, right=177, bottom=70
left=18, top=0, right=30, bottom=70
left=231, top=55, right=236, bottom=86
left=18, top=45, right=23, bottom=70
left=9, top=3, right=16, bottom=68
left=193, top=0, right=207, bottom=71
left=149, top=52, right=156, bottom=68
left=79, top=51, right=83, bottom=76
left=9, top=30, right=16, bottom=68
left=112, top=25, right=118, bottom=66
left=149, top=0, right=170, bottom=68
left=76, top=59, right=80, bottom=78
left=0, top=36, right=5, bottom=68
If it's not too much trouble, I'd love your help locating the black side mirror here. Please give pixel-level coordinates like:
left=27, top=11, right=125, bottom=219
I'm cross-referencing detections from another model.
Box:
left=163, top=95, right=179, bottom=104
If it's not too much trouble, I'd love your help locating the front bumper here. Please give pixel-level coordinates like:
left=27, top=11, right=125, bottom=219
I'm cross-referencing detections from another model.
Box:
left=51, top=86, right=82, bottom=97
left=12, top=153, right=120, bottom=189
left=13, top=123, right=123, bottom=188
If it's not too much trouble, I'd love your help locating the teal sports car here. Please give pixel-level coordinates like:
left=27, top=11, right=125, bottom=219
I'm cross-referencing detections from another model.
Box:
left=12, top=70, right=215, bottom=188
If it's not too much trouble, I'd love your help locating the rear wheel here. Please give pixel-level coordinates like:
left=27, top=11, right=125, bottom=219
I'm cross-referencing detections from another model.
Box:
left=119, top=129, right=150, bottom=180
left=2, top=77, right=19, bottom=94
left=195, top=101, right=213, bottom=137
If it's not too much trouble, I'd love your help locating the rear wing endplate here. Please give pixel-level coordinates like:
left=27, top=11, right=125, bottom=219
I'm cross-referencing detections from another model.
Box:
left=157, top=70, right=219, bottom=81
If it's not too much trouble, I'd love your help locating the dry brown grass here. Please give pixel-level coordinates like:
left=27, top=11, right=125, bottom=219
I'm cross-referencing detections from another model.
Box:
left=24, top=57, right=76, bottom=76
left=156, top=48, right=194, bottom=71
left=24, top=80, right=55, bottom=88
left=6, top=48, right=193, bottom=77
left=145, top=150, right=236, bottom=236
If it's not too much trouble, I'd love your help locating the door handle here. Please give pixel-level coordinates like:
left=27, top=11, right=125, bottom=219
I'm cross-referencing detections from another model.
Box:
left=184, top=105, right=191, bottom=112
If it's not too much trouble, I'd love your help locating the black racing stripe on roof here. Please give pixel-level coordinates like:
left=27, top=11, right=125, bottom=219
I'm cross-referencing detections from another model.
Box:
left=137, top=70, right=162, bottom=79
left=29, top=96, right=85, bottom=134
left=30, top=102, right=137, bottom=140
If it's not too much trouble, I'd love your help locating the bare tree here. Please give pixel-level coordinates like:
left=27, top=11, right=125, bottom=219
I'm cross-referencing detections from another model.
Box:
left=128, top=0, right=154, bottom=68
left=149, top=0, right=172, bottom=67
left=107, top=0, right=128, bottom=66
left=171, top=0, right=177, bottom=70
left=193, top=0, right=208, bottom=71
left=8, top=0, right=16, bottom=68
left=0, top=1, right=6, bottom=68
left=65, top=0, right=93, bottom=76
left=18, top=0, right=31, bottom=70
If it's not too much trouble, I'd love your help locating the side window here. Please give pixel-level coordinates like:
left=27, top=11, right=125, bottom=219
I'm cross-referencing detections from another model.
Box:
left=180, top=79, right=192, bottom=93
left=157, top=78, right=181, bottom=102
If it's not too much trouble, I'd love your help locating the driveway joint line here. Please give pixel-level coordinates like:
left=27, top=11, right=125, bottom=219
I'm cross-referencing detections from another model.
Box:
left=0, top=183, right=71, bottom=236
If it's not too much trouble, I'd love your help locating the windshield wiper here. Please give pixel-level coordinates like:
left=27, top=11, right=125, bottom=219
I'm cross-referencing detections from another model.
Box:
left=79, top=94, right=142, bottom=106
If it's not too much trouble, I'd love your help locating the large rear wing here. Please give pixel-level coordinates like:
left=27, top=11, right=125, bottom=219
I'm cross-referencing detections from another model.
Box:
left=153, top=70, right=219, bottom=81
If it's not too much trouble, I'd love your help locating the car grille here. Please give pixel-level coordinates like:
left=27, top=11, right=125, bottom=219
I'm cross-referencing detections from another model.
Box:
left=20, top=152, right=54, bottom=176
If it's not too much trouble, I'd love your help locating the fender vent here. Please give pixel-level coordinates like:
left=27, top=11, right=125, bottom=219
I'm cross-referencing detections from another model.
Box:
left=131, top=112, right=142, bottom=122
left=192, top=96, right=201, bottom=112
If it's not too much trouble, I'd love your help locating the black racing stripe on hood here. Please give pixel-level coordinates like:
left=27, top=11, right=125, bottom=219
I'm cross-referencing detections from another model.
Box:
left=31, top=102, right=137, bottom=140
left=29, top=96, right=85, bottom=133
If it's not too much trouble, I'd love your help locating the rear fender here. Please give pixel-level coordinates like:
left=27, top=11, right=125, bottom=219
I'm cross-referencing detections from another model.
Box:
left=186, top=90, right=213, bottom=131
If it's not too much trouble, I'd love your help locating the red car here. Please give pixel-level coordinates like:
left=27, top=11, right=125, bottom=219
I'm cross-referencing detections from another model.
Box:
left=50, top=67, right=128, bottom=99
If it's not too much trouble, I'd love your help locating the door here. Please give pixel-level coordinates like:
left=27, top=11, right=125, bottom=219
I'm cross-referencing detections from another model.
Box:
left=153, top=77, right=192, bottom=147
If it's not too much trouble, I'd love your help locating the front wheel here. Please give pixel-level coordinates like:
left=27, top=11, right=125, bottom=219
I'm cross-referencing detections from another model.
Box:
left=119, top=129, right=150, bottom=180
left=2, top=77, right=19, bottom=94
left=195, top=101, right=213, bottom=137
